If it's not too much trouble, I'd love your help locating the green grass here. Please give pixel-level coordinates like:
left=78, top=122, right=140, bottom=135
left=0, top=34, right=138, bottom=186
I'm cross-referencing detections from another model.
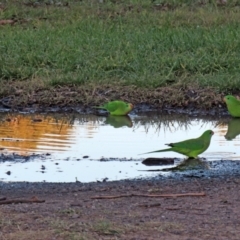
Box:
left=1, top=0, right=240, bottom=92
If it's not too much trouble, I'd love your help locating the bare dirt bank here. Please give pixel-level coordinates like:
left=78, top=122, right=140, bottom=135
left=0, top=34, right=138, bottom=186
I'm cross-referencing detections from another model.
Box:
left=1, top=176, right=240, bottom=240
left=0, top=81, right=234, bottom=116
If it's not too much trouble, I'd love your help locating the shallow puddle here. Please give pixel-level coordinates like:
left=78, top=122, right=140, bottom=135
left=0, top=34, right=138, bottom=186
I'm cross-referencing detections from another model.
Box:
left=0, top=113, right=239, bottom=182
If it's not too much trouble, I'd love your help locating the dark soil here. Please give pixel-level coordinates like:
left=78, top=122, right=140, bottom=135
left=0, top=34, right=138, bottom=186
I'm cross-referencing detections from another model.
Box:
left=1, top=176, right=240, bottom=240
left=0, top=80, right=234, bottom=116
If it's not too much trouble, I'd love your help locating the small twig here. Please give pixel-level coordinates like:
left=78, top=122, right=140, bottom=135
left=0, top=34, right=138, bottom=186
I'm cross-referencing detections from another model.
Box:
left=139, top=204, right=207, bottom=210
left=91, top=192, right=206, bottom=199
left=138, top=203, right=162, bottom=208
left=0, top=196, right=45, bottom=205
left=0, top=197, right=7, bottom=201
left=0, top=19, right=16, bottom=25
left=91, top=87, right=96, bottom=96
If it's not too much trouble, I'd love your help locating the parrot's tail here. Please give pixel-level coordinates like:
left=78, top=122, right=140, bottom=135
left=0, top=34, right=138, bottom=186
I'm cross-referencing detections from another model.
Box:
left=139, top=148, right=172, bottom=155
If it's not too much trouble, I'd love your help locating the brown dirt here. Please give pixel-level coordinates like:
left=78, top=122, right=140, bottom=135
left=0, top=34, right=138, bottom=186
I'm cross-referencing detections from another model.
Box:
left=0, top=79, right=233, bottom=113
left=1, top=176, right=240, bottom=240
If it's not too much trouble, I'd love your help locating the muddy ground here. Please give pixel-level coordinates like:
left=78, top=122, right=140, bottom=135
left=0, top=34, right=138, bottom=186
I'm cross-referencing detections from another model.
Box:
left=0, top=81, right=235, bottom=116
left=0, top=175, right=240, bottom=240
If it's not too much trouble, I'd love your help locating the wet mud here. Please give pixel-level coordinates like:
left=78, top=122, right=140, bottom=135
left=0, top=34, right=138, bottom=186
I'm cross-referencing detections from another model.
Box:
left=0, top=151, right=240, bottom=185
left=0, top=103, right=228, bottom=117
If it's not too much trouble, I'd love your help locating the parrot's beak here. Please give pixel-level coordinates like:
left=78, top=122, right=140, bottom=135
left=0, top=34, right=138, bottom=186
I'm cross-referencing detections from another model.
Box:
left=223, top=97, right=226, bottom=102
left=130, top=103, right=134, bottom=109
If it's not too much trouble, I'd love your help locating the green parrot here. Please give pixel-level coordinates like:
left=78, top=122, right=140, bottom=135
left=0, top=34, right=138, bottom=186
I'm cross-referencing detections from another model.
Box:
left=223, top=95, right=240, bottom=117
left=225, top=118, right=240, bottom=140
left=140, top=130, right=214, bottom=158
left=93, top=100, right=134, bottom=116
left=105, top=115, right=133, bottom=128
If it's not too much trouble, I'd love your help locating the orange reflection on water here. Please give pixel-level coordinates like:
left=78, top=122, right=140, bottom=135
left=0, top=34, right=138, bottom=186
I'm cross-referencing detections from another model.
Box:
left=0, top=114, right=74, bottom=155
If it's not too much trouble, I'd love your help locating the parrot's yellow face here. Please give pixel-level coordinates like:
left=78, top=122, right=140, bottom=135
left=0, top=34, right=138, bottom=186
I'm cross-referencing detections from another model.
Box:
left=124, top=103, right=134, bottom=115
left=128, top=103, right=134, bottom=110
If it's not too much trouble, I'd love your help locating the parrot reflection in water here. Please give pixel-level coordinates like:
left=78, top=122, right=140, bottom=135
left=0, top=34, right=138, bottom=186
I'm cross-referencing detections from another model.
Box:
left=225, top=118, right=240, bottom=140
left=104, top=115, right=133, bottom=128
